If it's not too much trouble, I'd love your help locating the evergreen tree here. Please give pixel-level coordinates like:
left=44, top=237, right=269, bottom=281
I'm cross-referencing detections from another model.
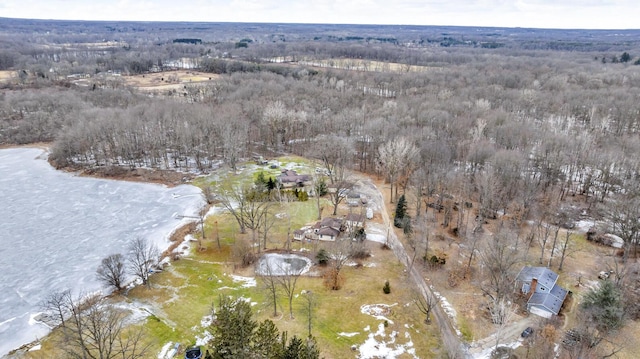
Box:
left=283, top=336, right=320, bottom=359
left=621, top=52, right=631, bottom=63
left=315, top=177, right=328, bottom=197
left=581, top=280, right=624, bottom=333
left=394, top=194, right=408, bottom=228
left=211, top=296, right=257, bottom=359
left=266, top=177, right=276, bottom=192
left=253, top=320, right=284, bottom=358
left=209, top=296, right=320, bottom=359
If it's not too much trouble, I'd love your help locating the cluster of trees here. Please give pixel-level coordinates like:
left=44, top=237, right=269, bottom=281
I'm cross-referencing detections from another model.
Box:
left=96, top=237, right=159, bottom=291
left=208, top=296, right=320, bottom=359
left=40, top=291, right=150, bottom=359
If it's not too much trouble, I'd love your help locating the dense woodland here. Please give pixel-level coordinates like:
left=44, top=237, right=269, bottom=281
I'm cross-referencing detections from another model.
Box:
left=3, top=18, right=640, bottom=358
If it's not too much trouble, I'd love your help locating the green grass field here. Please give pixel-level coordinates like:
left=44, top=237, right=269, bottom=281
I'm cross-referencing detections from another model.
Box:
left=26, top=157, right=444, bottom=359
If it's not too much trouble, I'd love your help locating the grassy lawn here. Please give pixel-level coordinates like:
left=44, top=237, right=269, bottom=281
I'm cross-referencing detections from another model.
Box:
left=25, top=157, right=443, bottom=358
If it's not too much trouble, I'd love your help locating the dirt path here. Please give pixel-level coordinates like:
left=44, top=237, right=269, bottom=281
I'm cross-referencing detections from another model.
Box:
left=467, top=315, right=534, bottom=357
left=353, top=176, right=471, bottom=358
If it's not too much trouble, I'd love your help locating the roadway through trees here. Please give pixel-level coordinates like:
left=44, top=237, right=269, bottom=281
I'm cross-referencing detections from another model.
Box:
left=355, top=176, right=471, bottom=359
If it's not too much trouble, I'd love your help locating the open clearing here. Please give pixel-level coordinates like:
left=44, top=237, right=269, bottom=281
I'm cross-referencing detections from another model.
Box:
left=0, top=70, right=16, bottom=82
left=298, top=58, right=439, bottom=73
left=122, top=70, right=219, bottom=91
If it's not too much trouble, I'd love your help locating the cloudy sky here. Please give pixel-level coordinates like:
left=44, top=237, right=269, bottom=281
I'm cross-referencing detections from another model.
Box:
left=0, top=0, right=638, bottom=29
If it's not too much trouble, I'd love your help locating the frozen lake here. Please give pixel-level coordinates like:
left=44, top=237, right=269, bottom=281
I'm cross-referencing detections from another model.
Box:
left=0, top=148, right=204, bottom=357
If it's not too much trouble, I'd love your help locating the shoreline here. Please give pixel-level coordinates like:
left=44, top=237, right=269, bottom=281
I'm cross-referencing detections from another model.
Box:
left=0, top=144, right=197, bottom=188
left=1, top=146, right=207, bottom=358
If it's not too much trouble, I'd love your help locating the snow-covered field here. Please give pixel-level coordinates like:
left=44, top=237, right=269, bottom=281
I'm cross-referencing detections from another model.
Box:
left=0, top=148, right=204, bottom=357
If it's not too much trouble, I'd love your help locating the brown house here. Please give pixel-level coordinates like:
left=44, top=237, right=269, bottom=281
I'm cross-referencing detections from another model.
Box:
left=277, top=170, right=312, bottom=189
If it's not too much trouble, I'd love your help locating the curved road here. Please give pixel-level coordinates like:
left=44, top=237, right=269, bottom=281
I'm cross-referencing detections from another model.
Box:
left=356, top=178, right=470, bottom=359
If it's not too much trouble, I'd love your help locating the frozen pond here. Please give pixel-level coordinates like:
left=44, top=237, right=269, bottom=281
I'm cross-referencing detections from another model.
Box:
left=255, top=253, right=313, bottom=275
left=0, top=148, right=204, bottom=357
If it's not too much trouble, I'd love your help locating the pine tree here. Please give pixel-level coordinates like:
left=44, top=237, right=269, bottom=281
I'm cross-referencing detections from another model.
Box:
left=394, top=194, right=408, bottom=228
left=211, top=296, right=257, bottom=359
left=581, top=280, right=624, bottom=333
left=209, top=296, right=320, bottom=359
left=266, top=177, right=276, bottom=192
left=253, top=320, right=283, bottom=358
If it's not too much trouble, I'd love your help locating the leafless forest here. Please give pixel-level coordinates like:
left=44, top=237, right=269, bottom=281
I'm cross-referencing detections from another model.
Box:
left=3, top=18, right=640, bottom=358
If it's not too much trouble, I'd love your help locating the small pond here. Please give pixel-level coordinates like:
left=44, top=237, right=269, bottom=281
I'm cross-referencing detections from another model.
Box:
left=256, top=253, right=313, bottom=275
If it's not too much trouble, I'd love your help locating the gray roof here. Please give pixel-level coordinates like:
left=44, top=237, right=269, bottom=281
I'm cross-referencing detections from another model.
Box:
left=317, top=227, right=340, bottom=237
left=528, top=285, right=568, bottom=315
left=278, top=170, right=311, bottom=184
left=517, top=266, right=568, bottom=315
left=516, top=266, right=558, bottom=290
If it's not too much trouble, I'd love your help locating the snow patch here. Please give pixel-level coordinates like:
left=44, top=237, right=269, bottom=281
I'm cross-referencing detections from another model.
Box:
left=360, top=303, right=396, bottom=324
left=472, top=339, right=522, bottom=359
left=158, top=342, right=181, bottom=359
left=358, top=323, right=418, bottom=359
left=338, top=332, right=359, bottom=337
left=196, top=330, right=213, bottom=346
left=431, top=286, right=461, bottom=336
left=230, top=275, right=257, bottom=288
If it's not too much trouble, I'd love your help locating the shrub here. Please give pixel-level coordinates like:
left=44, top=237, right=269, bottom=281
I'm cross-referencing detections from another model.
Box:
left=316, top=249, right=330, bottom=265
left=383, top=280, right=391, bottom=294
left=427, top=255, right=446, bottom=269
left=323, top=268, right=344, bottom=290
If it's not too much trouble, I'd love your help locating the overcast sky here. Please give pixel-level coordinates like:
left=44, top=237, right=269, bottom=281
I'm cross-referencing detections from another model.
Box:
left=0, top=0, right=638, bottom=30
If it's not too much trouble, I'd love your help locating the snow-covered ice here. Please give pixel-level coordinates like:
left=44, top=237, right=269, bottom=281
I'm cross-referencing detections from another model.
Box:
left=255, top=253, right=313, bottom=275
left=0, top=148, right=204, bottom=357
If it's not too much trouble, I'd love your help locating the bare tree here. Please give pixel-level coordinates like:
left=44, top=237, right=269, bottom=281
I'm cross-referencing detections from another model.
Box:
left=310, top=135, right=356, bottom=215
left=96, top=253, right=126, bottom=292
left=491, top=299, right=517, bottom=351
left=242, top=190, right=273, bottom=252
left=478, top=228, right=521, bottom=306
left=377, top=137, right=419, bottom=203
left=62, top=294, right=150, bottom=359
left=324, top=239, right=354, bottom=290
left=127, top=237, right=159, bottom=289
left=220, top=118, right=247, bottom=171
left=40, top=289, right=72, bottom=328
left=276, top=264, right=303, bottom=319
left=219, top=186, right=249, bottom=234
left=414, top=290, right=437, bottom=324
left=258, top=262, right=280, bottom=317
left=536, top=219, right=555, bottom=265
left=260, top=208, right=277, bottom=251
left=558, top=230, right=577, bottom=271
left=607, top=188, right=640, bottom=261
left=262, top=100, right=289, bottom=149
left=312, top=173, right=327, bottom=220
left=301, top=290, right=316, bottom=337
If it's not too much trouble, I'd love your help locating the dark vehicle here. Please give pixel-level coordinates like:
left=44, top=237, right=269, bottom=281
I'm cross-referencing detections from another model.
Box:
left=521, top=327, right=534, bottom=338
left=185, top=346, right=202, bottom=359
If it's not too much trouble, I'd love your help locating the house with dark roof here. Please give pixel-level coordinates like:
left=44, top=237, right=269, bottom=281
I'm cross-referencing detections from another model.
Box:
left=277, top=170, right=312, bottom=189
left=515, top=266, right=569, bottom=318
left=316, top=226, right=340, bottom=241
left=345, top=213, right=365, bottom=229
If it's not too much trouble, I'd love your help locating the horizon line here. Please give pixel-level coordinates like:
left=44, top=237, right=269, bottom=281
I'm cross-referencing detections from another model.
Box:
left=1, top=16, right=639, bottom=32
